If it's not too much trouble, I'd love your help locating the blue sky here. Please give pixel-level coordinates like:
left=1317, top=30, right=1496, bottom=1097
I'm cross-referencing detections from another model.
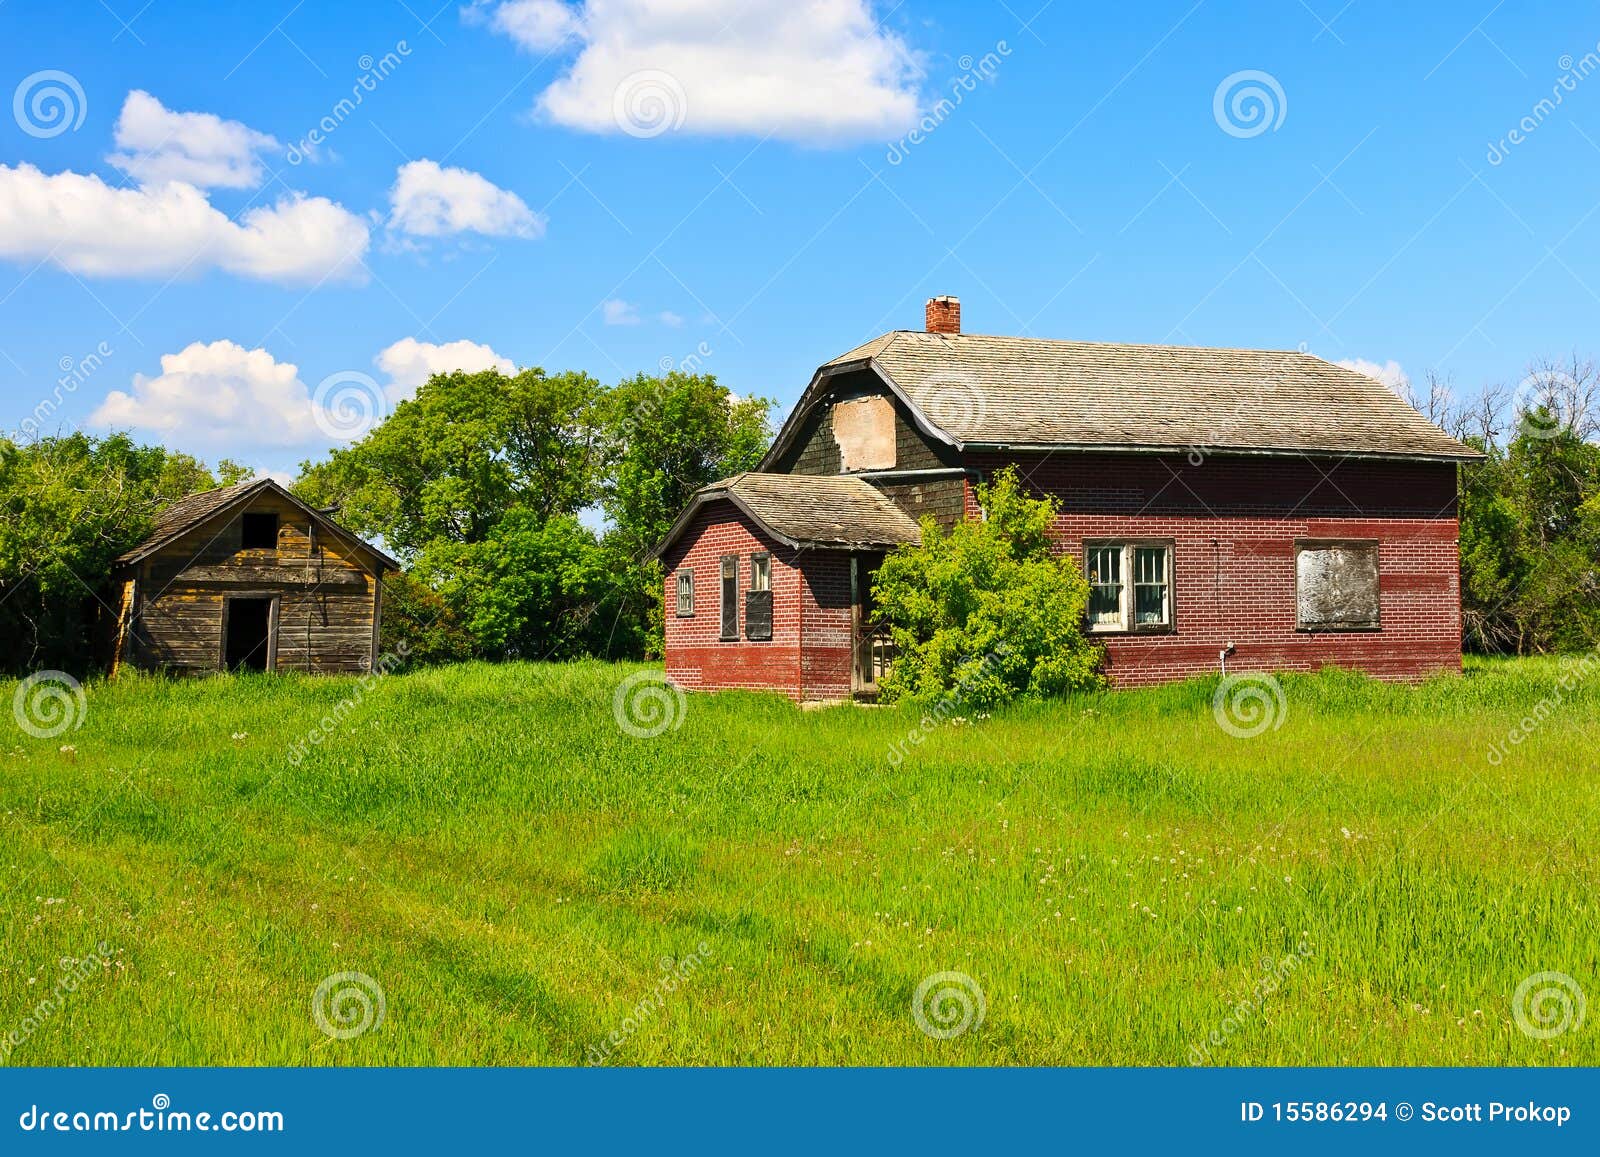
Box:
left=2, top=0, right=1597, bottom=478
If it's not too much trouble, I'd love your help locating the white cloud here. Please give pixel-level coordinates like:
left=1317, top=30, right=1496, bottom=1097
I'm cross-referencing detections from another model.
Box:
left=658, top=310, right=684, bottom=327
left=466, top=0, right=581, bottom=50
left=0, top=163, right=369, bottom=284
left=602, top=298, right=640, bottom=325
left=90, top=341, right=326, bottom=448
left=387, top=159, right=545, bottom=239
left=108, top=90, right=280, bottom=190
left=1337, top=357, right=1409, bottom=396
left=474, top=0, right=922, bottom=143
left=375, top=337, right=515, bottom=400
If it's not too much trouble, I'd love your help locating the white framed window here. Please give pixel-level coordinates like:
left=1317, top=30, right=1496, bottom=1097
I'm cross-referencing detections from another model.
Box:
left=1084, top=541, right=1173, bottom=633
left=675, top=570, right=694, bottom=617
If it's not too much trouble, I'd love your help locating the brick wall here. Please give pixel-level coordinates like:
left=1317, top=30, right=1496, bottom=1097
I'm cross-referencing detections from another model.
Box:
left=966, top=451, right=1464, bottom=687
left=800, top=551, right=854, bottom=700
left=660, top=501, right=805, bottom=699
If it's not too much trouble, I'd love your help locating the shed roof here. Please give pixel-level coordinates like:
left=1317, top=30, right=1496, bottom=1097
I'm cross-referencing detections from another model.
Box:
left=792, top=330, right=1481, bottom=463
left=116, top=477, right=399, bottom=570
left=654, top=472, right=923, bottom=558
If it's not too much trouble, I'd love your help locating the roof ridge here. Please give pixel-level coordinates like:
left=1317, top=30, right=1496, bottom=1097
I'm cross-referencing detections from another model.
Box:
left=864, top=329, right=1311, bottom=357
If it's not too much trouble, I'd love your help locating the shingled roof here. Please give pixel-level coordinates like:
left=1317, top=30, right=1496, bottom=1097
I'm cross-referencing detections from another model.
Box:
left=800, top=330, right=1481, bottom=462
left=655, top=472, right=922, bottom=558
left=116, top=477, right=398, bottom=569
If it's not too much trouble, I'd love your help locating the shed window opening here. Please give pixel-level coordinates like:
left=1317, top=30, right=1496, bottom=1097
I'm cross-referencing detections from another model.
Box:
left=719, top=556, right=739, bottom=640
left=675, top=570, right=694, bottom=617
left=240, top=512, right=279, bottom=551
left=1086, top=543, right=1173, bottom=632
left=750, top=553, right=771, bottom=592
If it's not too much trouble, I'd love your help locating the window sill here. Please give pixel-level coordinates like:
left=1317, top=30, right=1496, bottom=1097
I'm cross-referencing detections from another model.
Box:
left=1295, top=624, right=1382, bottom=633
left=1089, top=626, right=1175, bottom=637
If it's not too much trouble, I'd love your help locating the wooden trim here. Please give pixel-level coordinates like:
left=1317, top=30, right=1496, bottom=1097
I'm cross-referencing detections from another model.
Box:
left=220, top=592, right=281, bottom=672
left=369, top=573, right=383, bottom=671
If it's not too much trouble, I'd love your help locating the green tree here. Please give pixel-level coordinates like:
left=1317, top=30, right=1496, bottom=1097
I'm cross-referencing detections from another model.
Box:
left=601, top=371, right=771, bottom=557
left=296, top=366, right=605, bottom=561
left=377, top=570, right=474, bottom=665
left=1458, top=400, right=1600, bottom=653
left=0, top=434, right=218, bottom=673
left=871, top=467, right=1106, bottom=706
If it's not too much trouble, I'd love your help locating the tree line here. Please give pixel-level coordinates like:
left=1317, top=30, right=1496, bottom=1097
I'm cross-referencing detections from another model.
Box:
left=0, top=368, right=769, bottom=674
left=1, top=356, right=1595, bottom=677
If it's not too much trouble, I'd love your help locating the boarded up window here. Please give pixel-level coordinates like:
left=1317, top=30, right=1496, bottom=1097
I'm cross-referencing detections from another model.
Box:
left=832, top=395, right=897, bottom=472
left=720, top=556, right=738, bottom=639
left=1296, top=540, right=1380, bottom=630
left=746, top=553, right=772, bottom=640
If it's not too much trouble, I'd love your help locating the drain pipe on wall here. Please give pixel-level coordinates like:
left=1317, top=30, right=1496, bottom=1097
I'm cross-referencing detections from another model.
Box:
left=1219, top=642, right=1236, bottom=676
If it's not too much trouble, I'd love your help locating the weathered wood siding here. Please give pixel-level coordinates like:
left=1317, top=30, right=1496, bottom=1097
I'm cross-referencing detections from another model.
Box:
left=123, top=492, right=379, bottom=674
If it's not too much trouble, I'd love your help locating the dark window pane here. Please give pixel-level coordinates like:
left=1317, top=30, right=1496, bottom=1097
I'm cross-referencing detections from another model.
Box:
left=745, top=589, right=772, bottom=640
left=241, top=512, right=278, bottom=550
left=720, top=556, right=738, bottom=639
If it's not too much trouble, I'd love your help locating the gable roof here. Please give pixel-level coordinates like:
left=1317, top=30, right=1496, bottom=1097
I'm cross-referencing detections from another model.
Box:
left=654, top=472, right=922, bottom=559
left=116, top=478, right=399, bottom=570
left=765, top=330, right=1482, bottom=465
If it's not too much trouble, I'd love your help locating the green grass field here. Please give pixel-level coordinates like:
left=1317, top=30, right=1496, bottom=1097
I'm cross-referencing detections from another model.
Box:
left=2, top=656, right=1596, bottom=1066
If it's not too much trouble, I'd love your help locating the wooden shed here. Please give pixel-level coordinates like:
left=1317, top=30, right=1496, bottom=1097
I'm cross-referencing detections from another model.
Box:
left=108, top=478, right=398, bottom=676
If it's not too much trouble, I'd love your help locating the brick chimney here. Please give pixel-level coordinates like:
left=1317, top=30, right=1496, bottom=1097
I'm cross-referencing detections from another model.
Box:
left=925, top=295, right=960, bottom=335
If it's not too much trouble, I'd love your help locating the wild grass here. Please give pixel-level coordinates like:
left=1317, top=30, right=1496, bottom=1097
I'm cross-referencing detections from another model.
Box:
left=1, top=655, right=1596, bottom=1066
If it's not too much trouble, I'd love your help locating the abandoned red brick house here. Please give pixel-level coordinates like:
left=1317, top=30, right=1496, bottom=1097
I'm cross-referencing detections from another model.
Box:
left=654, top=296, right=1483, bottom=701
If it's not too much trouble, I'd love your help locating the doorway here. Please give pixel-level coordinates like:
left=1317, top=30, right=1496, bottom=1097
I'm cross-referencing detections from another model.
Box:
left=224, top=597, right=274, bottom=672
left=850, top=553, right=890, bottom=697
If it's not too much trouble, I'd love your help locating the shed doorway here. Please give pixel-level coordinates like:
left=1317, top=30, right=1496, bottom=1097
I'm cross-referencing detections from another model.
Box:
left=224, top=597, right=274, bottom=672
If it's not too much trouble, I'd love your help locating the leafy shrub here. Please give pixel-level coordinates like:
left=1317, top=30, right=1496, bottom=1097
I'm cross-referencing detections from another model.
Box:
left=378, top=570, right=474, bottom=665
left=871, top=467, right=1105, bottom=706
